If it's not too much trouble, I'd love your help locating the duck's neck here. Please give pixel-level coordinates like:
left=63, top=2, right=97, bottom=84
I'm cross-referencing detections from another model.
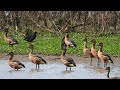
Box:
left=9, top=55, right=13, bottom=61
left=61, top=49, right=66, bottom=58
left=92, top=43, right=96, bottom=49
left=29, top=51, right=32, bottom=56
left=33, top=32, right=37, bottom=37
left=4, top=32, right=8, bottom=37
left=99, top=46, right=103, bottom=52
left=84, top=41, right=87, bottom=48
left=107, top=68, right=110, bottom=79
left=65, top=36, right=68, bottom=41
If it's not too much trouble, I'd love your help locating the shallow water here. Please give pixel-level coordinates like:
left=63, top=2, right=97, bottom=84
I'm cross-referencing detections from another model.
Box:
left=0, top=60, right=119, bottom=79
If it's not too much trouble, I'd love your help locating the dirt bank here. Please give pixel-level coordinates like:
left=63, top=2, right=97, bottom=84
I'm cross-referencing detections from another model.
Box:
left=0, top=53, right=120, bottom=66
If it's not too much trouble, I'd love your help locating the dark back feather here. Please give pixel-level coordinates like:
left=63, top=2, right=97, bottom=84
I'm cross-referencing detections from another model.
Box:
left=10, top=36, right=19, bottom=44
left=24, top=32, right=37, bottom=42
left=103, top=53, right=114, bottom=64
left=13, top=61, right=25, bottom=68
left=65, top=57, right=76, bottom=66
left=69, top=39, right=77, bottom=47
left=36, top=56, right=47, bottom=64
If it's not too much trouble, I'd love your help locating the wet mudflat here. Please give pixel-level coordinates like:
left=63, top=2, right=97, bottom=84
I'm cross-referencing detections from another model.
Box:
left=0, top=55, right=120, bottom=79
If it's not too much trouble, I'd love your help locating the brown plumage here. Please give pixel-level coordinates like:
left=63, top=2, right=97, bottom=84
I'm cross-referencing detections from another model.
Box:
left=83, top=37, right=94, bottom=65
left=63, top=33, right=77, bottom=48
left=3, top=28, right=18, bottom=47
left=105, top=67, right=120, bottom=79
left=90, top=38, right=100, bottom=66
left=60, top=48, right=76, bottom=71
left=97, top=42, right=114, bottom=68
left=7, top=52, right=25, bottom=70
left=28, top=44, right=47, bottom=69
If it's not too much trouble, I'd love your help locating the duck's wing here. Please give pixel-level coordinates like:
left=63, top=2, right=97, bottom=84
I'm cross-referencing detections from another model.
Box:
left=34, top=56, right=47, bottom=64
left=102, top=53, right=114, bottom=64
left=65, top=57, right=76, bottom=66
left=13, top=60, right=25, bottom=68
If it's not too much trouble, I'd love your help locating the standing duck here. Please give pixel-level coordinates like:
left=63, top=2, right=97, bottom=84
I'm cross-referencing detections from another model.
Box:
left=60, top=47, right=76, bottom=71
left=97, top=42, right=114, bottom=68
left=7, top=52, right=25, bottom=70
left=83, top=37, right=94, bottom=65
left=63, top=33, right=76, bottom=48
left=28, top=44, right=47, bottom=69
left=90, top=38, right=100, bottom=66
left=3, top=27, right=19, bottom=47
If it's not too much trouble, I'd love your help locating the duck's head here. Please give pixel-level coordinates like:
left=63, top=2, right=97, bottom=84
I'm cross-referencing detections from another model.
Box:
left=105, top=67, right=110, bottom=71
left=7, top=52, right=14, bottom=56
left=64, top=33, right=69, bottom=38
left=27, top=44, right=34, bottom=52
left=82, top=37, right=87, bottom=42
left=34, top=31, right=37, bottom=34
left=97, top=42, right=103, bottom=47
left=4, top=26, right=9, bottom=32
left=90, top=38, right=96, bottom=44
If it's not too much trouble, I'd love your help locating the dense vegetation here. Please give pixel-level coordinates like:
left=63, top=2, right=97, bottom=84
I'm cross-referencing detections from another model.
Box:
left=0, top=11, right=120, bottom=57
left=0, top=32, right=120, bottom=57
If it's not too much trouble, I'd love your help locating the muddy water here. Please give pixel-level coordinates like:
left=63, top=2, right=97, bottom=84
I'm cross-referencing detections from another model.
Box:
left=0, top=55, right=120, bottom=79
left=0, top=59, right=118, bottom=79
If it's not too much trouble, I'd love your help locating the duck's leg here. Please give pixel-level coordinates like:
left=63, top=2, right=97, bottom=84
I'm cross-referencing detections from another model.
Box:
left=104, top=61, right=107, bottom=68
left=90, top=57, right=92, bottom=66
left=36, top=64, right=37, bottom=69
left=70, top=67, right=71, bottom=71
left=38, top=64, right=40, bottom=70
left=105, top=62, right=107, bottom=67
left=97, top=58, right=100, bottom=67
left=104, top=62, right=105, bottom=68
left=66, top=67, right=67, bottom=71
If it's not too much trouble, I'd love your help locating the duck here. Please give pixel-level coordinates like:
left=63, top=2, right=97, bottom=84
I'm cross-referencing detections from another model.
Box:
left=7, top=52, right=25, bottom=70
left=90, top=38, right=100, bottom=66
left=60, top=47, right=76, bottom=71
left=63, top=33, right=76, bottom=48
left=97, top=42, right=114, bottom=67
left=23, top=31, right=37, bottom=43
left=83, top=37, right=94, bottom=65
left=28, top=44, right=47, bottom=69
left=3, top=27, right=19, bottom=47
left=105, top=67, right=120, bottom=79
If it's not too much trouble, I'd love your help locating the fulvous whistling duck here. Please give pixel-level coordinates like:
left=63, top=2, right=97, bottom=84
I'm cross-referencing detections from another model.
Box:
left=97, top=42, right=114, bottom=67
left=83, top=37, right=94, bottom=65
left=63, top=33, right=76, bottom=48
left=3, top=27, right=19, bottom=47
left=7, top=52, right=25, bottom=70
left=90, top=38, right=100, bottom=66
left=60, top=48, right=76, bottom=71
left=28, top=44, right=47, bottom=69
left=23, top=31, right=37, bottom=42
left=105, top=67, right=120, bottom=79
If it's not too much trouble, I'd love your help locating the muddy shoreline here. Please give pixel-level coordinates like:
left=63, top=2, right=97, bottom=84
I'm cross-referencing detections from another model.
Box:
left=0, top=53, right=120, bottom=79
left=1, top=53, right=120, bottom=65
